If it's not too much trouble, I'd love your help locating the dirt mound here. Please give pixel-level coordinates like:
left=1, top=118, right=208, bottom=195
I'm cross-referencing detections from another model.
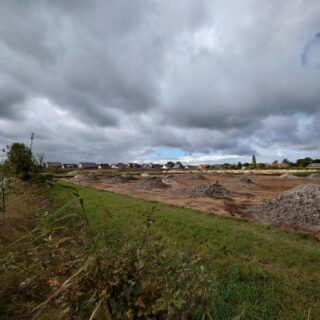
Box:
left=249, top=184, right=320, bottom=231
left=136, top=177, right=169, bottom=190
left=186, top=173, right=206, bottom=180
left=176, top=182, right=237, bottom=199
left=238, top=175, right=255, bottom=186
left=162, top=175, right=178, bottom=185
left=307, top=173, right=320, bottom=180
left=106, top=176, right=131, bottom=184
left=279, top=173, right=298, bottom=179
left=70, top=174, right=98, bottom=182
left=121, top=173, right=137, bottom=180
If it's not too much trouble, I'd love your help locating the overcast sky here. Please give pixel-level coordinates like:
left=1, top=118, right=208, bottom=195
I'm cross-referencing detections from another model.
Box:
left=1, top=0, right=320, bottom=164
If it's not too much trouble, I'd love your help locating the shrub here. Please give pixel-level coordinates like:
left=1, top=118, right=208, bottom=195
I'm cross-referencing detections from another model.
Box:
left=6, top=143, right=35, bottom=180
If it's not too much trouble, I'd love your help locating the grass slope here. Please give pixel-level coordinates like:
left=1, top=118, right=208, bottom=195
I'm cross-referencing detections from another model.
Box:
left=56, top=182, right=320, bottom=320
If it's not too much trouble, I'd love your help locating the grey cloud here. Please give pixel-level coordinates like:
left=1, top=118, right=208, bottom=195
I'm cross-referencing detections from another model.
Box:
left=0, top=0, right=320, bottom=162
left=0, top=85, right=26, bottom=120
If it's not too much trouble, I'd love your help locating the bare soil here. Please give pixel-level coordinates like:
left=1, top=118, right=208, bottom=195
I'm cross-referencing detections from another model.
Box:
left=67, top=173, right=320, bottom=235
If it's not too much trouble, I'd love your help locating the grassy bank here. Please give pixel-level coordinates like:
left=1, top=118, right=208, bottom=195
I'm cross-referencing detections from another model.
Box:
left=53, top=182, right=320, bottom=320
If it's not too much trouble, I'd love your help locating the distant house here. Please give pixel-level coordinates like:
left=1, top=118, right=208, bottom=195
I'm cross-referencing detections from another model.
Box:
left=111, top=163, right=125, bottom=169
left=46, top=162, right=62, bottom=169
left=98, top=163, right=111, bottom=169
left=307, top=163, right=320, bottom=169
left=62, top=163, right=78, bottom=170
left=142, top=163, right=153, bottom=169
left=128, top=163, right=141, bottom=169
left=173, top=163, right=184, bottom=169
left=116, top=162, right=125, bottom=169
left=78, top=162, right=98, bottom=169
left=184, top=165, right=195, bottom=170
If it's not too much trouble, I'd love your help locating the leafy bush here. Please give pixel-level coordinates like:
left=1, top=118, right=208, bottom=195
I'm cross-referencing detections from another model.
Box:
left=29, top=173, right=54, bottom=187
left=6, top=143, right=35, bottom=180
left=1, top=185, right=215, bottom=319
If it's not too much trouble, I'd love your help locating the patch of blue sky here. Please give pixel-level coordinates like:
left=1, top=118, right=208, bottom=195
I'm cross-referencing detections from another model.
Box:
left=141, top=147, right=186, bottom=163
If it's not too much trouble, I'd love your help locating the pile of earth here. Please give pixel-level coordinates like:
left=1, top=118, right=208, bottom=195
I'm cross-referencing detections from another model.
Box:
left=237, top=174, right=255, bottom=186
left=249, top=184, right=320, bottom=231
left=106, top=175, right=134, bottom=184
left=279, top=173, right=298, bottom=179
left=70, top=174, right=98, bottom=183
left=162, top=175, right=178, bottom=185
left=186, top=173, right=206, bottom=180
left=136, top=177, right=169, bottom=190
left=176, top=182, right=237, bottom=199
left=307, top=173, right=320, bottom=180
left=121, top=173, right=137, bottom=180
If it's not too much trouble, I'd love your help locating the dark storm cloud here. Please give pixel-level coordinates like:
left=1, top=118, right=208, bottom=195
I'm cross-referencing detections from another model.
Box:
left=0, top=0, right=320, bottom=162
left=0, top=85, right=26, bottom=120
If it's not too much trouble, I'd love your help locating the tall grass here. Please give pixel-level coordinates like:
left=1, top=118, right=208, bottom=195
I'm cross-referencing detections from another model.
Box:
left=2, top=183, right=215, bottom=319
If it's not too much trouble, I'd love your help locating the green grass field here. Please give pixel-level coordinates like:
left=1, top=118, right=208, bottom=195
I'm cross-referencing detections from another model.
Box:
left=56, top=182, right=320, bottom=319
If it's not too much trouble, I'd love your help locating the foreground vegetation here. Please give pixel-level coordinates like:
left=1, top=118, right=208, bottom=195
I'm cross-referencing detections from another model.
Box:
left=54, top=182, right=320, bottom=319
left=1, top=179, right=320, bottom=319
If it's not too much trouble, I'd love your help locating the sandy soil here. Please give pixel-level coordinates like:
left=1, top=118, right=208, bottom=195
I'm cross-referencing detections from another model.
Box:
left=66, top=173, right=320, bottom=222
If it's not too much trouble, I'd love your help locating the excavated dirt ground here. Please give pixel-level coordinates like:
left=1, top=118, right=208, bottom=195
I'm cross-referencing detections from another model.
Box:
left=66, top=173, right=320, bottom=235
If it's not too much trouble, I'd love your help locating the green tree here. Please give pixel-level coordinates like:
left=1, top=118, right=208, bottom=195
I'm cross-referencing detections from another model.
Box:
left=296, top=157, right=313, bottom=168
left=7, top=143, right=35, bottom=180
left=166, top=161, right=174, bottom=168
left=36, top=152, right=45, bottom=168
left=251, top=154, right=257, bottom=169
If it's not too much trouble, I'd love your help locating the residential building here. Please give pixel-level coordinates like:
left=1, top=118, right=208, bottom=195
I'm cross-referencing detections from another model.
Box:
left=98, top=163, right=111, bottom=169
left=78, top=162, right=98, bottom=169
left=45, top=162, right=62, bottom=169
left=62, top=163, right=78, bottom=170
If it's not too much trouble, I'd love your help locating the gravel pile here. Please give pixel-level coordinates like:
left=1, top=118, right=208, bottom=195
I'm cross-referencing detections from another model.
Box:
left=279, top=173, right=298, bottom=179
left=186, top=173, right=206, bottom=180
left=238, top=175, right=255, bottom=186
left=136, top=176, right=169, bottom=190
left=162, top=175, right=178, bottom=185
left=106, top=176, right=132, bottom=184
left=176, top=182, right=237, bottom=198
left=121, top=173, right=137, bottom=180
left=307, top=173, right=320, bottom=180
left=70, top=174, right=98, bottom=183
left=249, top=184, right=320, bottom=231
